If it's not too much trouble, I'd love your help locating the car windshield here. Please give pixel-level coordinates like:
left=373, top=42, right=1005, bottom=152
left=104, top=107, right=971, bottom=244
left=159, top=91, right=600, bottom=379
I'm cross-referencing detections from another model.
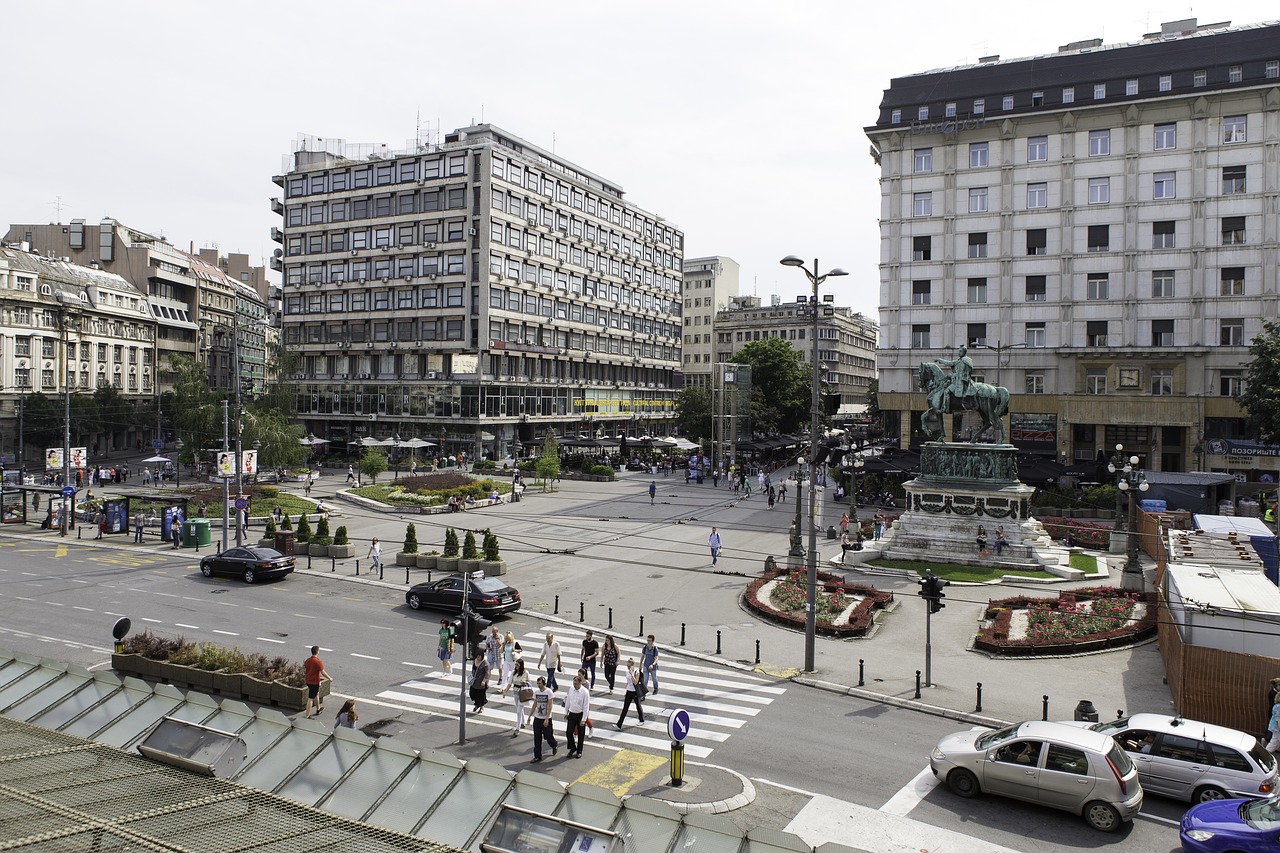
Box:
left=1106, top=743, right=1134, bottom=776
left=1090, top=717, right=1129, bottom=736
left=246, top=548, right=283, bottom=559
left=1251, top=742, right=1277, bottom=773
left=1240, top=796, right=1280, bottom=829
left=471, top=577, right=509, bottom=593
left=975, top=723, right=1021, bottom=750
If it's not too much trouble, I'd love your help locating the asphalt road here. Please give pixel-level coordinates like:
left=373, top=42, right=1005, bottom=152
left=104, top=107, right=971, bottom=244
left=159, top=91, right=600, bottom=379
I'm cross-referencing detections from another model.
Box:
left=0, top=536, right=1190, bottom=853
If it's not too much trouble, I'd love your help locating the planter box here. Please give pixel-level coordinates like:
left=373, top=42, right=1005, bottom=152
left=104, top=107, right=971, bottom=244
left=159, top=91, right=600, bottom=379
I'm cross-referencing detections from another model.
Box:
left=270, top=678, right=328, bottom=711
left=308, top=543, right=329, bottom=557
left=211, top=671, right=244, bottom=696
left=437, top=556, right=459, bottom=572
left=416, top=554, right=438, bottom=570
left=241, top=674, right=274, bottom=704
left=162, top=663, right=214, bottom=691
left=258, top=537, right=276, bottom=549
left=458, top=558, right=481, bottom=574
left=111, top=653, right=160, bottom=679
left=329, top=543, right=356, bottom=559
left=481, top=560, right=506, bottom=576
left=396, top=551, right=418, bottom=567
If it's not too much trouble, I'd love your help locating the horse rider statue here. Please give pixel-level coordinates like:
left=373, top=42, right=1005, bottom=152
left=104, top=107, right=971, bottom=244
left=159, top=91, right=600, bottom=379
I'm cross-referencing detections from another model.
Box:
left=918, top=345, right=1011, bottom=444
left=936, top=345, right=975, bottom=413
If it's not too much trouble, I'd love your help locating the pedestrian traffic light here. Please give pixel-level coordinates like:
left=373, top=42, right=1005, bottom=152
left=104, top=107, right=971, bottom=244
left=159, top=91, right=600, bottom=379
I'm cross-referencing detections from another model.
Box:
left=917, top=574, right=948, bottom=613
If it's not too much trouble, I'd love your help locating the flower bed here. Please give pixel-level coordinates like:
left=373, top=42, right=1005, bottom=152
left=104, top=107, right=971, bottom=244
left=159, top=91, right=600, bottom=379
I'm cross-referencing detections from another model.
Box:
left=350, top=474, right=510, bottom=507
left=974, top=587, right=1156, bottom=656
left=743, top=569, right=893, bottom=637
left=1037, top=517, right=1111, bottom=550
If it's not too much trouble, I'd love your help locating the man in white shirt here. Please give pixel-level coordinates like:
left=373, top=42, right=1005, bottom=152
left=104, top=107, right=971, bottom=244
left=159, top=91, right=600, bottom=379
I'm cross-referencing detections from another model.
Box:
left=708, top=527, right=722, bottom=566
left=564, top=674, right=591, bottom=759
left=537, top=632, right=562, bottom=691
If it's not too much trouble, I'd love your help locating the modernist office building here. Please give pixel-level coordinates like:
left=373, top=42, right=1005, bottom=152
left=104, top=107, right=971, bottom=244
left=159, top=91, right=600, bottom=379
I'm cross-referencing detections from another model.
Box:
left=271, top=124, right=684, bottom=457
left=680, top=256, right=740, bottom=389
left=866, top=18, right=1280, bottom=475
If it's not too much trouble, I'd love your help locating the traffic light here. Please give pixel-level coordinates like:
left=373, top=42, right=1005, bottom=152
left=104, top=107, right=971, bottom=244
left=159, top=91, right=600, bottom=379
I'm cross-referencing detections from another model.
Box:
left=917, top=574, right=949, bottom=613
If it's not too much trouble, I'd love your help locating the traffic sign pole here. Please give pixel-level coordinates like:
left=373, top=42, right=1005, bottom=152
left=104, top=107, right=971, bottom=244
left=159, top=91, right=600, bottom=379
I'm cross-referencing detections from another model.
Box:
left=667, top=707, right=690, bottom=787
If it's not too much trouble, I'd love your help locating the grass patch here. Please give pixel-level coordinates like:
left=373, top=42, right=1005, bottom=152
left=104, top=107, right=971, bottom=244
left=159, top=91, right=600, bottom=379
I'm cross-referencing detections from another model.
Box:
left=868, top=558, right=1055, bottom=582
left=1069, top=552, right=1099, bottom=574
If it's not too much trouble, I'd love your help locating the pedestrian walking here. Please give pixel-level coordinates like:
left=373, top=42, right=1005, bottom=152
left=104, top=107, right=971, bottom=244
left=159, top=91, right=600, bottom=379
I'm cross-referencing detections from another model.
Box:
left=580, top=630, right=599, bottom=689
left=334, top=698, right=358, bottom=729
left=142, top=467, right=152, bottom=487
left=133, top=509, right=145, bottom=543
left=767, top=486, right=775, bottom=509
left=502, top=658, right=531, bottom=734
left=500, top=631, right=516, bottom=690
left=839, top=512, right=850, bottom=535
left=346, top=465, right=356, bottom=484
left=779, top=482, right=787, bottom=503
left=564, top=674, right=591, bottom=758
left=1267, top=698, right=1280, bottom=755
left=641, top=633, right=660, bottom=695
left=469, top=651, right=490, bottom=713
left=94, top=508, right=105, bottom=540
left=438, top=619, right=455, bottom=674
left=485, top=625, right=502, bottom=681
left=303, top=645, right=332, bottom=718
left=873, top=512, right=885, bottom=540
left=602, top=635, right=619, bottom=694
left=538, top=632, right=562, bottom=691
left=712, top=469, right=720, bottom=488
left=366, top=537, right=381, bottom=576
left=648, top=481, right=656, bottom=505
left=708, top=527, right=721, bottom=566
left=170, top=513, right=183, bottom=550
left=575, top=667, right=596, bottom=740
left=304, top=475, right=313, bottom=498
left=530, top=676, right=558, bottom=762
left=615, top=658, right=646, bottom=728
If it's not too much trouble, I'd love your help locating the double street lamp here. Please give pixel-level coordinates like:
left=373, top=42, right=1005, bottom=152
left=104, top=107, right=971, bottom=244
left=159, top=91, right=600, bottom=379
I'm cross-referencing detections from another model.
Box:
left=780, top=255, right=848, bottom=674
left=1108, top=444, right=1149, bottom=591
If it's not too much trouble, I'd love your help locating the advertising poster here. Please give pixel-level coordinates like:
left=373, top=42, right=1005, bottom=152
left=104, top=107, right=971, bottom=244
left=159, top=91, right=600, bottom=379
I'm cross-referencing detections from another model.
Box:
left=215, top=452, right=235, bottom=478
left=46, top=448, right=62, bottom=470
left=103, top=498, right=128, bottom=535
left=240, top=450, right=257, bottom=476
left=162, top=505, right=185, bottom=542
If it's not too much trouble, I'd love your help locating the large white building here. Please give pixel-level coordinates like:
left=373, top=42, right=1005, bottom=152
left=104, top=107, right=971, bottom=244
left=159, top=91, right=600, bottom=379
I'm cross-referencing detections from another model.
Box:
left=271, top=124, right=684, bottom=457
left=866, top=19, right=1280, bottom=477
left=680, top=256, right=739, bottom=388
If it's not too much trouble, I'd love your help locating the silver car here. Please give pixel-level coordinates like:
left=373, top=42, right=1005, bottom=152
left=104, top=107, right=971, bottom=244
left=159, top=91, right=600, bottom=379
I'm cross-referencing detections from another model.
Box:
left=930, top=720, right=1143, bottom=832
left=1082, top=713, right=1278, bottom=804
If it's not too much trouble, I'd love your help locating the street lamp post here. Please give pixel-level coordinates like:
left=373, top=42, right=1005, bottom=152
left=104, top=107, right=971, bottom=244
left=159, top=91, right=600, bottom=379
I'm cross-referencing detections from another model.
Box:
left=978, top=340, right=1028, bottom=391
left=392, top=434, right=402, bottom=481
left=1107, top=444, right=1129, bottom=532
left=780, top=255, right=848, bottom=673
left=54, top=291, right=73, bottom=536
left=175, top=438, right=184, bottom=489
left=849, top=453, right=866, bottom=529
left=1112, top=453, right=1149, bottom=591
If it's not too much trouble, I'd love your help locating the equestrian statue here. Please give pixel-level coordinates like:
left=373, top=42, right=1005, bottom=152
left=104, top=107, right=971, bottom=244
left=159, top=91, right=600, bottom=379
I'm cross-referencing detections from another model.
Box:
left=918, top=345, right=1010, bottom=444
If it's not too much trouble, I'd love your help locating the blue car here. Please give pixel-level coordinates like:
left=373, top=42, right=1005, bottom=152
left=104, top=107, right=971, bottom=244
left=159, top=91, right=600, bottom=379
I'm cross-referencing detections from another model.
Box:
left=1181, top=794, right=1280, bottom=852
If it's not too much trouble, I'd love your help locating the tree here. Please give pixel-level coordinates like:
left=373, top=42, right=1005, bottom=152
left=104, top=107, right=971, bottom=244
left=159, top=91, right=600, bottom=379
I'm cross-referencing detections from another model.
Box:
left=535, top=433, right=561, bottom=490
left=169, top=354, right=224, bottom=469
left=443, top=528, right=460, bottom=557
left=865, top=377, right=881, bottom=424
left=731, top=338, right=810, bottom=434
left=241, top=409, right=307, bottom=471
left=402, top=522, right=418, bottom=554
left=675, top=387, right=712, bottom=445
left=358, top=447, right=388, bottom=484
left=462, top=530, right=478, bottom=559
left=18, top=393, right=61, bottom=453
left=1239, top=320, right=1280, bottom=445
left=93, top=382, right=132, bottom=452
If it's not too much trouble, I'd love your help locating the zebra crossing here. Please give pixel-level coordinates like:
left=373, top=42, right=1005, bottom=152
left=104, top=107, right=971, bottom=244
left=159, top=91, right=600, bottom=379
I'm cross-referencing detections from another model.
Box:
left=375, top=626, right=786, bottom=758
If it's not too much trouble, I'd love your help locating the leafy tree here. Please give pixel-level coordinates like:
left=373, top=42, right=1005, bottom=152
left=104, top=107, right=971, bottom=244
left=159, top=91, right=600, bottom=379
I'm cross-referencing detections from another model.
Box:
left=254, top=342, right=301, bottom=419
left=482, top=529, right=500, bottom=561
left=462, top=530, right=478, bottom=559
left=69, top=394, right=99, bottom=447
left=675, top=387, right=712, bottom=445
left=731, top=338, right=810, bottom=434
left=358, top=447, right=388, bottom=483
left=241, top=408, right=306, bottom=471
left=443, top=528, right=460, bottom=557
left=93, top=382, right=132, bottom=451
left=402, top=522, right=418, bottom=554
left=1240, top=320, right=1280, bottom=446
left=865, top=377, right=880, bottom=424
left=18, top=393, right=61, bottom=453
left=169, top=354, right=224, bottom=469
left=535, top=433, right=561, bottom=491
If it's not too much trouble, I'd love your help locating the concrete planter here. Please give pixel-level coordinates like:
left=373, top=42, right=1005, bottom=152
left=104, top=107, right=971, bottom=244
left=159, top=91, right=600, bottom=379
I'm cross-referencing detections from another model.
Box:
left=308, top=543, right=330, bottom=557
left=272, top=678, right=326, bottom=710
left=395, top=551, right=418, bottom=567
left=458, top=558, right=481, bottom=575
left=210, top=671, right=245, bottom=696
left=258, top=537, right=276, bottom=549
left=437, top=556, right=459, bottom=572
left=417, top=554, right=438, bottom=570
left=481, top=560, right=506, bottom=576
left=329, top=543, right=356, bottom=559
left=111, top=653, right=159, bottom=680
left=241, top=674, right=274, bottom=704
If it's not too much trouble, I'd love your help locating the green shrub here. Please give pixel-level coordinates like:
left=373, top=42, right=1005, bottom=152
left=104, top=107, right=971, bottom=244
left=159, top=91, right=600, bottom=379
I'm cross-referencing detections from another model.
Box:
left=474, top=459, right=497, bottom=471
left=258, top=485, right=279, bottom=498
left=294, top=514, right=311, bottom=543
left=443, top=527, right=460, bottom=557
left=333, top=525, right=349, bottom=546
left=315, top=516, right=331, bottom=539
left=462, top=530, right=478, bottom=559
left=403, top=522, right=419, bottom=554
left=281, top=514, right=293, bottom=531
left=482, top=530, right=500, bottom=562
left=264, top=517, right=277, bottom=536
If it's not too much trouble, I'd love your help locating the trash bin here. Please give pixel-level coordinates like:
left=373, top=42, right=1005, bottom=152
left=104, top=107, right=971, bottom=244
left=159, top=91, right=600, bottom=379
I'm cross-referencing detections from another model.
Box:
left=1073, top=699, right=1099, bottom=723
left=274, top=530, right=296, bottom=556
left=510, top=491, right=521, bottom=503
left=827, top=525, right=838, bottom=540
left=183, top=518, right=212, bottom=548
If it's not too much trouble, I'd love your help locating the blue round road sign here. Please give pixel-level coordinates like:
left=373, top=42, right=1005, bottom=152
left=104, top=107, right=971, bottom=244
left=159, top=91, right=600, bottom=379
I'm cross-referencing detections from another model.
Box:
left=61, top=486, right=76, bottom=498
left=667, top=708, right=691, bottom=742
left=234, top=498, right=248, bottom=511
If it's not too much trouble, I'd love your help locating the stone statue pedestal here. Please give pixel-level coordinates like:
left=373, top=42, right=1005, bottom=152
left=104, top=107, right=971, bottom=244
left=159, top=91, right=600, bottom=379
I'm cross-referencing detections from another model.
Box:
left=877, top=442, right=1075, bottom=574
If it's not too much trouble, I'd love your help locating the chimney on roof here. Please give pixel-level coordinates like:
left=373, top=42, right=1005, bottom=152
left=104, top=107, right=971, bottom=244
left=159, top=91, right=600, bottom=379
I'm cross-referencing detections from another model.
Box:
left=978, top=54, right=1000, bottom=63
left=1059, top=38, right=1103, bottom=52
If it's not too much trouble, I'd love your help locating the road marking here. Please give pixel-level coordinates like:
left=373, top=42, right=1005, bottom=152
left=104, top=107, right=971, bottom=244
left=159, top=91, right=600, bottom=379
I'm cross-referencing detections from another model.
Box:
left=1136, top=812, right=1180, bottom=827
left=367, top=624, right=394, bottom=631
left=401, top=661, right=431, bottom=668
left=212, top=630, right=239, bottom=636
left=350, top=653, right=380, bottom=660
left=72, top=606, right=94, bottom=612
left=153, top=592, right=177, bottom=598
left=257, top=637, right=287, bottom=644
left=252, top=607, right=277, bottom=613
left=754, top=777, right=818, bottom=796
left=15, top=597, right=35, bottom=602
left=68, top=579, right=89, bottom=584
left=575, top=750, right=667, bottom=797
left=141, top=618, right=163, bottom=624
left=20, top=572, right=39, bottom=576
left=56, top=545, right=67, bottom=557
left=104, top=612, right=124, bottom=617
left=331, top=619, right=354, bottom=625
left=879, top=765, right=939, bottom=816
left=175, top=624, right=200, bottom=630
left=181, top=597, right=202, bottom=602
left=292, top=613, right=316, bottom=619
left=46, top=601, right=63, bottom=607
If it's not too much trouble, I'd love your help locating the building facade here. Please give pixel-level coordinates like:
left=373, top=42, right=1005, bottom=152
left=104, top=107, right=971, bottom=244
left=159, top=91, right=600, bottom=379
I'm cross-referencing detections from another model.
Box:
left=714, top=295, right=878, bottom=413
left=680, top=256, right=740, bottom=388
left=866, top=18, right=1280, bottom=476
left=271, top=124, right=684, bottom=457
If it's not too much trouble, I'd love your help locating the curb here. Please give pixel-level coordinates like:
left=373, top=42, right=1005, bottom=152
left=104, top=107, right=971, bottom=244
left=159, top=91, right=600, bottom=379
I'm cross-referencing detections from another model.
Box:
left=649, top=761, right=758, bottom=814
left=795, top=676, right=1010, bottom=729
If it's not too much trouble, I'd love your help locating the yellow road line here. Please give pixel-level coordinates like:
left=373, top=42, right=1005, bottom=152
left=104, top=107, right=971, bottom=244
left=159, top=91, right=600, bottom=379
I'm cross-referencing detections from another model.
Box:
left=757, top=664, right=801, bottom=679
left=573, top=749, right=667, bottom=797
left=56, top=545, right=67, bottom=558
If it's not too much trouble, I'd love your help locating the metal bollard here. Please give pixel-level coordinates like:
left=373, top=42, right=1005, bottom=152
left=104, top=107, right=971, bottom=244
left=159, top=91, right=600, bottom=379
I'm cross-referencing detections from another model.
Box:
left=307, top=553, right=312, bottom=569
left=754, top=639, right=760, bottom=664
left=639, top=615, right=644, bottom=637
left=716, top=630, right=722, bottom=655
left=914, top=670, right=922, bottom=699
left=355, top=559, right=360, bottom=575
left=378, top=561, right=384, bottom=581
left=1042, top=694, right=1049, bottom=721
left=405, top=565, right=410, bottom=584
left=608, top=607, right=613, bottom=629
left=579, top=601, right=585, bottom=622
left=975, top=682, right=983, bottom=713
left=331, top=557, right=336, bottom=573
left=858, top=659, right=865, bottom=687
left=680, top=623, right=686, bottom=646
left=554, top=595, right=559, bottom=615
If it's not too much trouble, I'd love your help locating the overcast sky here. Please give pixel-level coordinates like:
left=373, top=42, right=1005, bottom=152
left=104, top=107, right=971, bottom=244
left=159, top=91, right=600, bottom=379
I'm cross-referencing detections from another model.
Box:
left=4, top=1, right=1275, bottom=320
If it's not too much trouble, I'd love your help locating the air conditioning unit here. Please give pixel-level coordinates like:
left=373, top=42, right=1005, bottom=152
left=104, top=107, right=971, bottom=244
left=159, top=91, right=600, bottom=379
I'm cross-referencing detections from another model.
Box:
left=389, top=342, right=398, bottom=348
left=425, top=241, right=436, bottom=249
left=366, top=342, right=374, bottom=349
left=428, top=274, right=437, bottom=280
left=468, top=228, right=477, bottom=236
left=381, top=276, right=390, bottom=283
left=359, top=372, right=371, bottom=379
left=427, top=371, right=438, bottom=379
left=527, top=218, right=537, bottom=227
left=415, top=341, right=423, bottom=346
left=403, top=275, right=413, bottom=281
left=358, top=277, right=367, bottom=284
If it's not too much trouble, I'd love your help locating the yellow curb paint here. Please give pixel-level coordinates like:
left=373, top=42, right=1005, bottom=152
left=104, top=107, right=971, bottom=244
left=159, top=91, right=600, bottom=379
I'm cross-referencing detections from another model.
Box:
left=573, top=749, right=667, bottom=797
left=756, top=664, right=800, bottom=679
left=55, top=545, right=67, bottom=558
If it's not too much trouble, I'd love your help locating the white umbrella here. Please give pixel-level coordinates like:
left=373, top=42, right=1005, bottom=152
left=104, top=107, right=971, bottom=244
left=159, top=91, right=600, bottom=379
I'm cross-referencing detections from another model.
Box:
left=299, top=435, right=330, bottom=447
left=142, top=454, right=171, bottom=464
left=400, top=437, right=436, bottom=448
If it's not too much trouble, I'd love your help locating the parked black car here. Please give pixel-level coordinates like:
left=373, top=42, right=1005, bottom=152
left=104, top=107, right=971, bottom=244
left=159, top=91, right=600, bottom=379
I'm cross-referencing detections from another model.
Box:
left=406, top=573, right=521, bottom=617
left=199, top=547, right=295, bottom=584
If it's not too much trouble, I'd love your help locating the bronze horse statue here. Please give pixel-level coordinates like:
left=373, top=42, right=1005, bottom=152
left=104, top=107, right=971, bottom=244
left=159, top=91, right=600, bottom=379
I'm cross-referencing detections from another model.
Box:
left=918, top=362, right=1010, bottom=444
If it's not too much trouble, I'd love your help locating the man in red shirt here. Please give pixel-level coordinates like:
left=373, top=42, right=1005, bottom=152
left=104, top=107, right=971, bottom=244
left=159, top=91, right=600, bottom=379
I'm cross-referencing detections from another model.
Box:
left=304, top=646, right=332, bottom=718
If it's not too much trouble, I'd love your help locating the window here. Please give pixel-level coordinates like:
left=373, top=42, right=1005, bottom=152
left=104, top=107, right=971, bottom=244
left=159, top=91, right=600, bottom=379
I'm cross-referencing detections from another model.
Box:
left=1152, top=320, right=1175, bottom=346
left=969, top=142, right=988, bottom=167
left=1094, top=83, right=1106, bottom=99
left=1159, top=74, right=1172, bottom=92
left=1154, top=123, right=1176, bottom=149
left=1025, top=322, right=1046, bottom=348
left=1152, top=369, right=1173, bottom=396
left=1026, top=229, right=1047, bottom=256
left=1221, top=370, right=1243, bottom=396
left=1194, top=69, right=1207, bottom=87
left=1222, top=219, right=1246, bottom=246
left=1062, top=86, right=1075, bottom=103
left=968, top=232, right=988, bottom=258
left=1025, top=276, right=1047, bottom=301
left=1087, top=320, right=1109, bottom=347
left=911, top=280, right=932, bottom=305
left=967, top=278, right=987, bottom=303
left=1086, top=368, right=1108, bottom=393
left=912, top=236, right=931, bottom=261
left=1025, top=372, right=1045, bottom=394
left=1088, top=177, right=1110, bottom=204
left=1086, top=273, right=1109, bottom=299
left=1002, top=95, right=1013, bottom=110
left=1153, top=220, right=1176, bottom=249
left=1153, top=171, right=1175, bottom=199
left=1220, top=319, right=1244, bottom=346
left=1088, top=130, right=1110, bottom=156
left=1268, top=61, right=1280, bottom=79
left=1126, top=79, right=1139, bottom=95
left=1046, top=744, right=1090, bottom=776
left=1220, top=266, right=1245, bottom=294
left=973, top=98, right=985, bottom=115
left=1223, top=116, right=1246, bottom=143
left=1027, top=136, right=1047, bottom=162
left=967, top=323, right=987, bottom=347
left=890, top=109, right=901, bottom=124
left=1222, top=165, right=1246, bottom=194
left=911, top=324, right=931, bottom=348
left=913, top=192, right=932, bottom=217
left=1152, top=270, right=1174, bottom=298
left=1228, top=65, right=1242, bottom=83
left=918, top=105, right=929, bottom=121
left=1086, top=225, right=1109, bottom=252
left=914, top=148, right=933, bottom=173
left=945, top=102, right=956, bottom=117
left=1031, top=91, right=1044, bottom=107
left=969, top=187, right=988, bottom=213
left=1027, top=183, right=1047, bottom=209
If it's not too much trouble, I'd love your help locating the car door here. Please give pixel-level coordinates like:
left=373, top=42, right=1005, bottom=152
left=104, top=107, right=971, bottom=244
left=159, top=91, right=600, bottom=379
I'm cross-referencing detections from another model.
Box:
left=1149, top=733, right=1211, bottom=799
left=983, top=740, right=1042, bottom=803
left=434, top=578, right=465, bottom=612
left=212, top=548, right=249, bottom=576
left=1116, top=728, right=1164, bottom=795
left=1038, top=743, right=1098, bottom=810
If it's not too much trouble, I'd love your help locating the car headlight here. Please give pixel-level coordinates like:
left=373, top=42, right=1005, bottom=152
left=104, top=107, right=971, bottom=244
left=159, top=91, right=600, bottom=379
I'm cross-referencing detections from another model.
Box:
left=930, top=747, right=946, bottom=761
left=1183, top=830, right=1215, bottom=842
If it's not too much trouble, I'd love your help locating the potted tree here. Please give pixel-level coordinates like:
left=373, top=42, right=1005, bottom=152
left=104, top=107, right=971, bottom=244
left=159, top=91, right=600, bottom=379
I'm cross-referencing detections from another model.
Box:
left=260, top=517, right=277, bottom=549
left=417, top=549, right=439, bottom=570
left=329, top=525, right=356, bottom=559
left=459, top=530, right=481, bottom=574
left=294, top=514, right=311, bottom=546
left=438, top=528, right=460, bottom=572
left=309, top=516, right=332, bottom=556
left=397, top=522, right=419, bottom=566
left=481, top=529, right=506, bottom=576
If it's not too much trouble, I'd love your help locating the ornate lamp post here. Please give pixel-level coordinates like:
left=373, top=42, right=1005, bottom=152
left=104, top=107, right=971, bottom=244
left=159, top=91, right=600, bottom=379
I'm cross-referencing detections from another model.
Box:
left=1108, top=447, right=1149, bottom=591
left=780, top=255, right=848, bottom=673
left=1107, top=444, right=1128, bottom=531
left=849, top=453, right=866, bottom=528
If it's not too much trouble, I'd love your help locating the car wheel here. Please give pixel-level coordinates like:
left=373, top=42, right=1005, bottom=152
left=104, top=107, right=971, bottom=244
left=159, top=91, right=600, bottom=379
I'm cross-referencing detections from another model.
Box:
left=408, top=593, right=423, bottom=610
left=243, top=569, right=256, bottom=584
left=1083, top=800, right=1122, bottom=832
left=1193, top=785, right=1230, bottom=803
left=200, top=564, right=213, bottom=577
left=946, top=768, right=979, bottom=798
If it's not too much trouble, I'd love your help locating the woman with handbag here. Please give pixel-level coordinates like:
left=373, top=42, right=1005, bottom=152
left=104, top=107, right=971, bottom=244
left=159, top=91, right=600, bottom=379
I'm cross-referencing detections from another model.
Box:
left=615, top=658, right=646, bottom=729
left=503, top=659, right=532, bottom=734
left=601, top=635, right=619, bottom=695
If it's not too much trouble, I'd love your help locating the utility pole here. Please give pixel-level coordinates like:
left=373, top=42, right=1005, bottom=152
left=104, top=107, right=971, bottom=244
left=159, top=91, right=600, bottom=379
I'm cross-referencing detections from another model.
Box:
left=221, top=400, right=230, bottom=552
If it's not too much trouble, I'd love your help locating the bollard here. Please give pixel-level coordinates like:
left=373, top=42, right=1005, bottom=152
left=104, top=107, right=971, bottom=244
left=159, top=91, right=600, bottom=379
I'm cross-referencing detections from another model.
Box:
left=355, top=559, right=360, bottom=575
left=975, top=682, right=983, bottom=713
left=307, top=552, right=312, bottom=570
left=78, top=527, right=82, bottom=539
left=858, top=659, right=865, bottom=687
left=608, top=608, right=613, bottom=630
left=554, top=595, right=559, bottom=615
left=406, top=565, right=410, bottom=584
left=680, top=623, right=686, bottom=646
left=579, top=601, right=585, bottom=622
left=716, top=630, right=722, bottom=655
left=754, top=639, right=760, bottom=664
left=914, top=670, right=922, bottom=699
left=1042, top=694, right=1049, bottom=721
left=378, top=560, right=384, bottom=581
left=639, top=615, right=644, bottom=637
left=331, top=557, right=336, bottom=573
